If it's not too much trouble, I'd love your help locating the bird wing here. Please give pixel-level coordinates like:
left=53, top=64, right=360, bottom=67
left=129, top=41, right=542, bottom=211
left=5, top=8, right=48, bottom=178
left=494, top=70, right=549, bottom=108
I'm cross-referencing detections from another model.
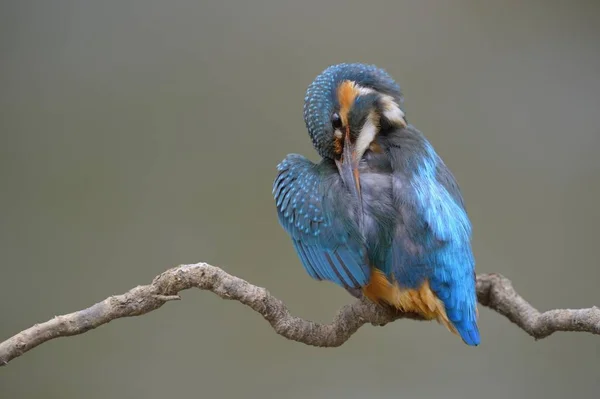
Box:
left=388, top=135, right=479, bottom=345
left=435, top=158, right=467, bottom=211
left=273, top=154, right=370, bottom=289
left=389, top=153, right=472, bottom=284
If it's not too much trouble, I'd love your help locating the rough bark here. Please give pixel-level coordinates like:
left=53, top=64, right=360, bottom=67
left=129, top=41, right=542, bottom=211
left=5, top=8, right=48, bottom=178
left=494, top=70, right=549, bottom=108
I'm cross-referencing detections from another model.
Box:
left=1, top=263, right=598, bottom=366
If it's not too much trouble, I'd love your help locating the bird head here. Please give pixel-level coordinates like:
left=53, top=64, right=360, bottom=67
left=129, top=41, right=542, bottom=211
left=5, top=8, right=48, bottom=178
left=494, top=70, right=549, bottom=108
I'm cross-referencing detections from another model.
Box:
left=303, top=63, right=407, bottom=197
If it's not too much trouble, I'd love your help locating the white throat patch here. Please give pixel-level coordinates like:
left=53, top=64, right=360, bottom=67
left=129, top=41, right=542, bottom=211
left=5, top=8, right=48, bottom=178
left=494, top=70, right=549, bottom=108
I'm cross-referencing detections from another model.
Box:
left=354, top=111, right=380, bottom=161
left=355, top=84, right=406, bottom=127
left=352, top=84, right=406, bottom=159
left=381, top=95, right=406, bottom=127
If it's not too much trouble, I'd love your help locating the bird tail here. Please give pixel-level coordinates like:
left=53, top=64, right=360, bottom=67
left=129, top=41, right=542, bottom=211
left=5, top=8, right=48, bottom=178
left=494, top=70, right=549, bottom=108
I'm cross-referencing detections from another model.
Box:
left=431, top=277, right=480, bottom=346
left=452, top=318, right=480, bottom=346
left=362, top=269, right=480, bottom=346
left=363, top=270, right=479, bottom=345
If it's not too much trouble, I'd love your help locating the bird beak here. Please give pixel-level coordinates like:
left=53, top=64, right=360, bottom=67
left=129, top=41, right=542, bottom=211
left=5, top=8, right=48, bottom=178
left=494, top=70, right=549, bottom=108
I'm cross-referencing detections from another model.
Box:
left=345, top=127, right=362, bottom=197
left=335, top=127, right=362, bottom=207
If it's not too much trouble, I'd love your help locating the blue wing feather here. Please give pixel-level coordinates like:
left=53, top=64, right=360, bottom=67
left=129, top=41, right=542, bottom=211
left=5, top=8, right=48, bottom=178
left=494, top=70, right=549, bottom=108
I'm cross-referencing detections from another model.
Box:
left=389, top=133, right=480, bottom=346
left=274, top=154, right=370, bottom=289
left=293, top=241, right=320, bottom=280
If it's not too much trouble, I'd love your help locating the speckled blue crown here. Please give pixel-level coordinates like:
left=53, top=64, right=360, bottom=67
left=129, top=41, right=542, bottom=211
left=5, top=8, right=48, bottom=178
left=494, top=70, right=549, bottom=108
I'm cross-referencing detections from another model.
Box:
left=303, top=63, right=404, bottom=159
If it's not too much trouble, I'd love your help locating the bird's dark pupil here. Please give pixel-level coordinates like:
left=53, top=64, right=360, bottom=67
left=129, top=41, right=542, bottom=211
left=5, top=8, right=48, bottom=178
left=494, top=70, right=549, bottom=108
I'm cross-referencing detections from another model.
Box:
left=331, top=113, right=342, bottom=129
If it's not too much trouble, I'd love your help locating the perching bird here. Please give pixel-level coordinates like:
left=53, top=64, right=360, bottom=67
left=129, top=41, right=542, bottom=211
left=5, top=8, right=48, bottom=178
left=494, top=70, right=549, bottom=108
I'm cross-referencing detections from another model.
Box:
left=273, top=63, right=479, bottom=346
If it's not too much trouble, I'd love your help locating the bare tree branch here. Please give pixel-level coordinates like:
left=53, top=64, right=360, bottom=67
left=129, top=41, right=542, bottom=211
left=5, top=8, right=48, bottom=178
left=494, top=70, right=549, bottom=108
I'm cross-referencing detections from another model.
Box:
left=1, top=263, right=598, bottom=366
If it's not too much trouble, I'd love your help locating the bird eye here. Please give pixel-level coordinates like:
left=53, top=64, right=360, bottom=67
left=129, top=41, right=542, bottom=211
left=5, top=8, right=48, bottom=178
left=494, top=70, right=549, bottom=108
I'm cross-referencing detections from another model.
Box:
left=331, top=113, right=342, bottom=129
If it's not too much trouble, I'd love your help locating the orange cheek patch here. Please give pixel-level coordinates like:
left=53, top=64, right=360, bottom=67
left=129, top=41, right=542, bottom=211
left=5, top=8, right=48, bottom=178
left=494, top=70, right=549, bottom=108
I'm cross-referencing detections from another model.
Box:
left=333, top=135, right=343, bottom=155
left=337, top=80, right=359, bottom=126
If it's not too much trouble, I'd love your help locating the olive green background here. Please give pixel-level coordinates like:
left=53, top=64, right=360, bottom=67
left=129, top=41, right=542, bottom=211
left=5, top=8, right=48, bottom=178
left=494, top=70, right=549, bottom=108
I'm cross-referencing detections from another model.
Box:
left=2, top=1, right=599, bottom=398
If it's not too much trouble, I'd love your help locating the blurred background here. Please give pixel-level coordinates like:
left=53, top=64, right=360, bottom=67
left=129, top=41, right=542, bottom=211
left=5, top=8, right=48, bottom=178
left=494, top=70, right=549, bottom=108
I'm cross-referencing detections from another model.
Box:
left=1, top=1, right=599, bottom=398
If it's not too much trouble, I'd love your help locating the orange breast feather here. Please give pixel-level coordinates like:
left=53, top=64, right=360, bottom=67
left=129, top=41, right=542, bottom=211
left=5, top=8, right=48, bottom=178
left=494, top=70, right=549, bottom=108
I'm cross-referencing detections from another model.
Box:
left=362, top=269, right=457, bottom=335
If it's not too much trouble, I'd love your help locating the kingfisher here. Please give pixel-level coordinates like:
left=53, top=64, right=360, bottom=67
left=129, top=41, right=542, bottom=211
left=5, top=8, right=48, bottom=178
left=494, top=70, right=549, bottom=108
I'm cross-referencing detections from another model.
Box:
left=273, top=63, right=480, bottom=346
